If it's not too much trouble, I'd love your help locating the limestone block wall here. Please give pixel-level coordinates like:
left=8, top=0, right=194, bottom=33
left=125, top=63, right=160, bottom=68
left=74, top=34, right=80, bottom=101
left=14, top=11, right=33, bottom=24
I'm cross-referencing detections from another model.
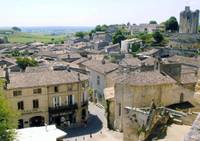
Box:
left=114, top=83, right=194, bottom=131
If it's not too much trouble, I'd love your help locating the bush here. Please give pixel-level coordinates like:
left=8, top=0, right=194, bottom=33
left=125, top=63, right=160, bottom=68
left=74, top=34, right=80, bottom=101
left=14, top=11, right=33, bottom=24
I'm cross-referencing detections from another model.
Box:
left=112, top=30, right=126, bottom=44
left=0, top=80, right=18, bottom=141
left=153, top=31, right=164, bottom=44
left=16, top=57, right=38, bottom=70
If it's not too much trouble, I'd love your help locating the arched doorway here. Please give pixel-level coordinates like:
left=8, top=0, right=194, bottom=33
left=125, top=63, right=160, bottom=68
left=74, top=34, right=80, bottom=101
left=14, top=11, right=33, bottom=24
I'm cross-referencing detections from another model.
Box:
left=18, top=119, right=24, bottom=129
left=29, top=116, right=44, bottom=127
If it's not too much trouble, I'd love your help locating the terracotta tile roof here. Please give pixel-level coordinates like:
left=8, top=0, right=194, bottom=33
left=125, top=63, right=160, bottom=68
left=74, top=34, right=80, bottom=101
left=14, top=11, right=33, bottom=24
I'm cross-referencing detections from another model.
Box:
left=181, top=65, right=198, bottom=84
left=83, top=60, right=118, bottom=74
left=180, top=73, right=198, bottom=84
left=106, top=70, right=127, bottom=83
left=167, top=55, right=200, bottom=67
left=119, top=71, right=176, bottom=86
left=120, top=57, right=141, bottom=67
left=141, top=57, right=155, bottom=66
left=7, top=71, right=88, bottom=89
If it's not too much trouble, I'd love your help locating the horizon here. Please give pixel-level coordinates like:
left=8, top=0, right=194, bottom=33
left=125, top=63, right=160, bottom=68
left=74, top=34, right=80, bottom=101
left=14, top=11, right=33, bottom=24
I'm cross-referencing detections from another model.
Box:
left=0, top=0, right=199, bottom=27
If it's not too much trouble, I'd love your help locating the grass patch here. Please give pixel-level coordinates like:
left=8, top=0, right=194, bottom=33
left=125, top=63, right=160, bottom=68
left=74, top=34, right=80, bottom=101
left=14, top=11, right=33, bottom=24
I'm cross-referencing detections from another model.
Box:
left=6, top=32, right=66, bottom=44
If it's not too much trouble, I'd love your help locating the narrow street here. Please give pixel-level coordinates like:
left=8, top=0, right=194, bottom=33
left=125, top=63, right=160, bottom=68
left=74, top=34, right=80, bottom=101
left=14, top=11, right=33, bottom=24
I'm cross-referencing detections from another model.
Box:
left=63, top=102, right=123, bottom=141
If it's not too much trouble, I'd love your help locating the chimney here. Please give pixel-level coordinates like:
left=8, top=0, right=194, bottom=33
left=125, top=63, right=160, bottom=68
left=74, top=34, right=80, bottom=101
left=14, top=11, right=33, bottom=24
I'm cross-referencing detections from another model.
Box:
left=66, top=65, right=71, bottom=72
left=67, top=54, right=70, bottom=59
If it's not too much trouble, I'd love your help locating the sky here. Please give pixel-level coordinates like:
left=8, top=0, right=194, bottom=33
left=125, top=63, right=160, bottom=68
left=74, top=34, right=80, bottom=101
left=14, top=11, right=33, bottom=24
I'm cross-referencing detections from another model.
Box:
left=0, top=0, right=199, bottom=27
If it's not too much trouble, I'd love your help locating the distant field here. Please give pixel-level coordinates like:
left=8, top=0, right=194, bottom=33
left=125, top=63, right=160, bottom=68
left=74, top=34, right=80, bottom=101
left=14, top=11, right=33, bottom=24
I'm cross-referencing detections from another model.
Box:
left=5, top=32, right=66, bottom=44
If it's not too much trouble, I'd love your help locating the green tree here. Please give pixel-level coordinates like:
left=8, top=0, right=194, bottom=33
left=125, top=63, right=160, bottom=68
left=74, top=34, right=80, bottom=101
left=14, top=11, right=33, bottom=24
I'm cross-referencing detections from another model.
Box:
left=16, top=57, right=38, bottom=70
left=75, top=32, right=85, bottom=39
left=129, top=44, right=140, bottom=53
left=112, top=30, right=126, bottom=44
left=165, top=17, right=179, bottom=32
left=153, top=31, right=164, bottom=43
left=149, top=21, right=157, bottom=24
left=0, top=80, right=18, bottom=141
left=12, top=27, right=21, bottom=32
left=135, top=32, right=153, bottom=45
left=94, top=25, right=108, bottom=32
left=198, top=26, right=200, bottom=33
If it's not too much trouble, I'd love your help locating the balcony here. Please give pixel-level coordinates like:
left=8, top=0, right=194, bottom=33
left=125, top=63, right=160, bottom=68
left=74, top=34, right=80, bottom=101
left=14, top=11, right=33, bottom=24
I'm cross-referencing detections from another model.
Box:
left=81, top=101, right=88, bottom=107
left=48, top=104, right=78, bottom=114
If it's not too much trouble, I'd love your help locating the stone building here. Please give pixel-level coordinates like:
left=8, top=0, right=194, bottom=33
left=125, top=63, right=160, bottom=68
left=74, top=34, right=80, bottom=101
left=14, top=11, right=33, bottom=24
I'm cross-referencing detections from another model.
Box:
left=105, top=71, right=194, bottom=131
left=121, top=38, right=142, bottom=53
left=4, top=70, right=89, bottom=129
left=82, top=59, right=118, bottom=105
left=129, top=24, right=160, bottom=34
left=179, top=6, right=199, bottom=34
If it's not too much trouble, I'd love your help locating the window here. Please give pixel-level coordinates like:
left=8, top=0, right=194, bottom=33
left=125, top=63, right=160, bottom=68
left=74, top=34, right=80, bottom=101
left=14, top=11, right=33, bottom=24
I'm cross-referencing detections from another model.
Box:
left=17, top=101, right=24, bottom=110
left=67, top=85, right=73, bottom=91
left=13, top=90, right=22, bottom=97
left=54, top=86, right=58, bottom=93
left=33, top=99, right=39, bottom=109
left=68, top=95, right=75, bottom=105
left=52, top=96, right=61, bottom=107
left=118, top=103, right=121, bottom=116
left=97, top=76, right=100, bottom=85
left=33, top=88, right=42, bottom=94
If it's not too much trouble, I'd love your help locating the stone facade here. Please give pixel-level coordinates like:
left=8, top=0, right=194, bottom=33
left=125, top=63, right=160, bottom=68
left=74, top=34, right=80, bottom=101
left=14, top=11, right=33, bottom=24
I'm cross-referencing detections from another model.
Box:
left=4, top=71, right=89, bottom=129
left=179, top=6, right=199, bottom=34
left=129, top=24, right=160, bottom=34
left=108, top=71, right=194, bottom=131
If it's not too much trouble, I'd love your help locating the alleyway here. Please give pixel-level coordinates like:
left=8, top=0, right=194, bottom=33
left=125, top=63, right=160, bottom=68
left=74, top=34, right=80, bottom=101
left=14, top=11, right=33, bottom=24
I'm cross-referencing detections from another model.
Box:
left=63, top=102, right=123, bottom=141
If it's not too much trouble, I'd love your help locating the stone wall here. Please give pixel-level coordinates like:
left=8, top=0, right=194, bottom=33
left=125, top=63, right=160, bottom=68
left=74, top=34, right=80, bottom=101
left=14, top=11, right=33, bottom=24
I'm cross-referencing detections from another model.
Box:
left=114, top=83, right=194, bottom=131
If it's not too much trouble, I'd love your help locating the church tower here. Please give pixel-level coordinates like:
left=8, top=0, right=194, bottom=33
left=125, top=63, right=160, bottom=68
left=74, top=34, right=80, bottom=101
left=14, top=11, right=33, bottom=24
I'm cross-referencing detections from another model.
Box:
left=179, top=6, right=199, bottom=34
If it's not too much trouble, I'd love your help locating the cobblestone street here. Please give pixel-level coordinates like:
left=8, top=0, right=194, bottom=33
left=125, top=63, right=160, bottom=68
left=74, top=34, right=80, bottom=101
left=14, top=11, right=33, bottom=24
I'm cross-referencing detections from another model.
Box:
left=63, top=102, right=123, bottom=141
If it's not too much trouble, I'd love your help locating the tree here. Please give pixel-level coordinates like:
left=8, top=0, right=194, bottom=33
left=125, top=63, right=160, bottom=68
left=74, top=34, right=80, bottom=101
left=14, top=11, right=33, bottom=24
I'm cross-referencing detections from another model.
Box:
left=94, top=25, right=108, bottom=32
left=12, top=27, right=21, bottom=32
left=165, top=17, right=179, bottom=32
left=16, top=57, right=38, bottom=70
left=153, top=31, right=164, bottom=43
left=75, top=32, right=85, bottom=39
left=149, top=21, right=157, bottom=24
left=135, top=32, right=153, bottom=45
left=0, top=80, right=18, bottom=141
left=198, top=26, right=200, bottom=33
left=129, top=44, right=140, bottom=53
left=112, top=30, right=126, bottom=44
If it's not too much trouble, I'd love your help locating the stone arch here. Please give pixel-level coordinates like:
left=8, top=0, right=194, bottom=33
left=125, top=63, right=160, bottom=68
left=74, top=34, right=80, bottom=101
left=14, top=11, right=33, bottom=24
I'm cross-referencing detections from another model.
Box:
left=29, top=116, right=45, bottom=127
